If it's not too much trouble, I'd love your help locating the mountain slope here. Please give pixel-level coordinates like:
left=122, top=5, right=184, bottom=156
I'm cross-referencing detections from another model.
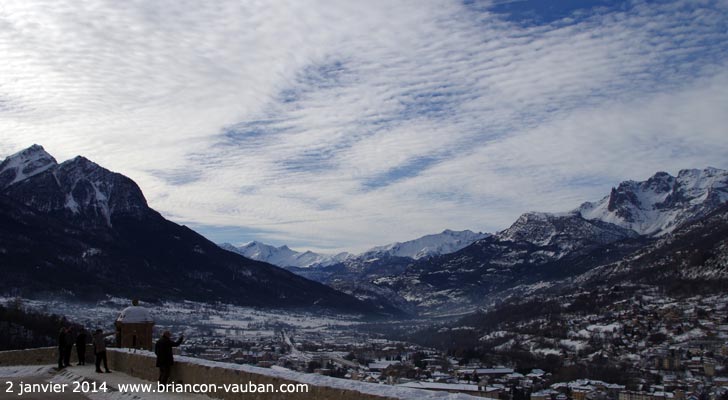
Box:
left=497, top=211, right=638, bottom=257
left=411, top=203, right=728, bottom=361
left=347, top=168, right=728, bottom=315
left=366, top=213, right=642, bottom=314
left=0, top=145, right=380, bottom=314
left=575, top=202, right=728, bottom=292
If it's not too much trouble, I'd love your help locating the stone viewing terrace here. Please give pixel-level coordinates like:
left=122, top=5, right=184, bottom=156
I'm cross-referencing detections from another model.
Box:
left=0, top=347, right=483, bottom=399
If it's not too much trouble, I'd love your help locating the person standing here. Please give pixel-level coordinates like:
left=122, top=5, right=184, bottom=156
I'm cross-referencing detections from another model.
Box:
left=63, top=327, right=74, bottom=367
left=93, top=329, right=114, bottom=373
left=76, top=328, right=88, bottom=365
left=57, top=327, right=67, bottom=369
left=155, top=331, right=184, bottom=384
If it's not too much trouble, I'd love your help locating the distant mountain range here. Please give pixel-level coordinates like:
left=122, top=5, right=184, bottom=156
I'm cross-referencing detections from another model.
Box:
left=219, top=242, right=353, bottom=269
left=220, top=229, right=488, bottom=268
left=2, top=144, right=726, bottom=318
left=306, top=168, right=728, bottom=315
left=0, top=145, right=386, bottom=315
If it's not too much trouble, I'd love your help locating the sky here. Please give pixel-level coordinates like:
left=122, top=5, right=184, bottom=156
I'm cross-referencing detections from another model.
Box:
left=1, top=0, right=727, bottom=253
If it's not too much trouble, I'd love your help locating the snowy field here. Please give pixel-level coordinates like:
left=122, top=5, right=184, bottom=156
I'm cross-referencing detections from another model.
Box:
left=0, top=296, right=378, bottom=347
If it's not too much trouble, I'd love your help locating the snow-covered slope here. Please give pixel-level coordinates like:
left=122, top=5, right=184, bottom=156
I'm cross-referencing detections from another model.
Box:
left=361, top=229, right=489, bottom=260
left=571, top=202, right=728, bottom=291
left=497, top=211, right=638, bottom=258
left=578, top=168, right=728, bottom=236
left=220, top=242, right=353, bottom=268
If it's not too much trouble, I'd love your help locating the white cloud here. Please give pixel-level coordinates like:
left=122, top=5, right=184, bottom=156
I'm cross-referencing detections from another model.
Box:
left=1, top=0, right=727, bottom=252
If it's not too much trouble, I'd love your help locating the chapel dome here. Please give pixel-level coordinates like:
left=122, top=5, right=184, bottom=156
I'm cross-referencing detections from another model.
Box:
left=116, top=305, right=153, bottom=324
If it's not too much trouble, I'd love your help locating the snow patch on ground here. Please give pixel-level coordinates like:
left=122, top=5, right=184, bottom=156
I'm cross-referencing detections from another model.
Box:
left=0, top=365, right=54, bottom=378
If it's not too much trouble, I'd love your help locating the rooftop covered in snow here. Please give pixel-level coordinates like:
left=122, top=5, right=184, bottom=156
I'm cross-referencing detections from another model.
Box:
left=116, top=305, right=153, bottom=324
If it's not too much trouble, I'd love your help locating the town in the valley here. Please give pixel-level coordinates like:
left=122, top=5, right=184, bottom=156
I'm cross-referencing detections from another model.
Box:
left=175, top=290, right=728, bottom=400
left=9, top=287, right=722, bottom=400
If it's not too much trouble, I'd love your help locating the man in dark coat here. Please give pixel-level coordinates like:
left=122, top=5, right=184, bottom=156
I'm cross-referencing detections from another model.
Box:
left=76, top=328, right=88, bottom=365
left=57, top=327, right=67, bottom=369
left=155, top=331, right=184, bottom=384
left=63, top=328, right=74, bottom=367
left=93, top=329, right=115, bottom=373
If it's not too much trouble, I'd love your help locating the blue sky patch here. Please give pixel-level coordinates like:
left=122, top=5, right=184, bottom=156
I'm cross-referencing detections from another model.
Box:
left=482, top=0, right=624, bottom=26
left=362, top=156, right=441, bottom=190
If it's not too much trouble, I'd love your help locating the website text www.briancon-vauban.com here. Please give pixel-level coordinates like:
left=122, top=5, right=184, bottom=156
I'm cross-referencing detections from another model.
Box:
left=116, top=381, right=310, bottom=394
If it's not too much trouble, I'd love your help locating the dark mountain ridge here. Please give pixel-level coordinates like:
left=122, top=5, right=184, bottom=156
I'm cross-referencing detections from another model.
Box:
left=0, top=145, right=387, bottom=315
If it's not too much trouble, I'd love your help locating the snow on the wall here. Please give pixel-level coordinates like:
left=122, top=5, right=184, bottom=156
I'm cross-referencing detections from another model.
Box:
left=109, top=348, right=484, bottom=400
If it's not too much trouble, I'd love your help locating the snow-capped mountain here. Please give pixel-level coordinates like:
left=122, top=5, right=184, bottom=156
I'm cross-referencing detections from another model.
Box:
left=216, top=168, right=728, bottom=315
left=360, top=229, right=489, bottom=260
left=497, top=211, right=638, bottom=259
left=0, top=145, right=381, bottom=314
left=0, top=144, right=57, bottom=187
left=360, top=216, right=644, bottom=314
left=578, top=168, right=728, bottom=236
left=221, top=229, right=488, bottom=269
left=220, top=241, right=352, bottom=268
left=412, top=203, right=728, bottom=365
left=1, top=145, right=149, bottom=226
left=344, top=168, right=728, bottom=314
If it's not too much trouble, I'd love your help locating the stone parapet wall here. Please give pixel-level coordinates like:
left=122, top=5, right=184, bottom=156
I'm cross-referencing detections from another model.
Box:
left=0, top=345, right=97, bottom=366
left=0, top=347, right=480, bottom=400
left=0, top=347, right=59, bottom=366
left=108, top=349, right=382, bottom=400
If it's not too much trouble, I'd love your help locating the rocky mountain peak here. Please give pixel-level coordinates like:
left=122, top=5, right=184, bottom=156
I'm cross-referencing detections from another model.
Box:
left=579, top=167, right=728, bottom=236
left=0, top=145, right=149, bottom=226
left=498, top=211, right=636, bottom=252
left=645, top=171, right=675, bottom=191
left=0, top=144, right=58, bottom=189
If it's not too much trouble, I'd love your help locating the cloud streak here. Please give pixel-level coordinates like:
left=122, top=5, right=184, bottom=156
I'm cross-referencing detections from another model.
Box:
left=1, top=0, right=727, bottom=252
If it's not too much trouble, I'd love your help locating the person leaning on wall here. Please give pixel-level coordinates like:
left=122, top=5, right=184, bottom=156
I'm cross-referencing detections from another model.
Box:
left=155, top=330, right=184, bottom=385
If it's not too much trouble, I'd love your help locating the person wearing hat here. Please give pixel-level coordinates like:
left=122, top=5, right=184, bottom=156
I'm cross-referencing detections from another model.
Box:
left=155, top=331, right=184, bottom=384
